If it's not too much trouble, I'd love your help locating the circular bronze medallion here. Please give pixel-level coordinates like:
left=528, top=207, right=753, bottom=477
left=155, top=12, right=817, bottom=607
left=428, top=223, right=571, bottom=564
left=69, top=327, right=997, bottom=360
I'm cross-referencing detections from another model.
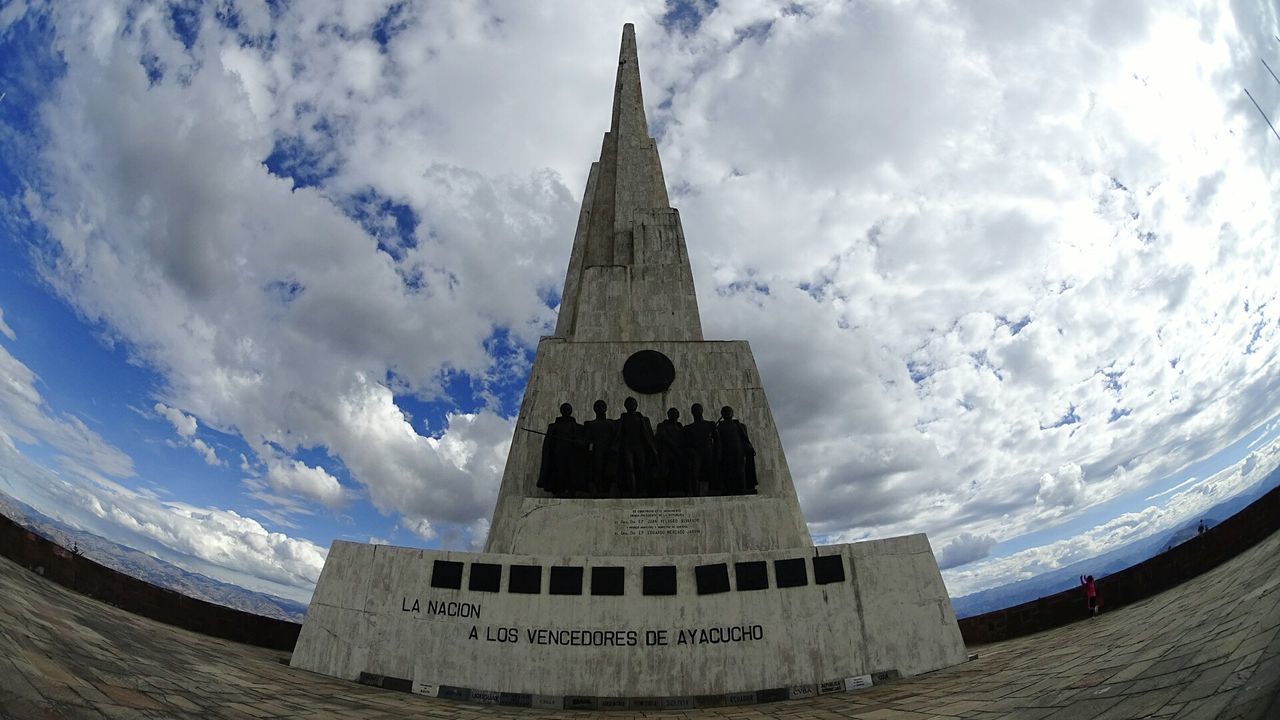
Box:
left=622, top=350, right=675, bottom=394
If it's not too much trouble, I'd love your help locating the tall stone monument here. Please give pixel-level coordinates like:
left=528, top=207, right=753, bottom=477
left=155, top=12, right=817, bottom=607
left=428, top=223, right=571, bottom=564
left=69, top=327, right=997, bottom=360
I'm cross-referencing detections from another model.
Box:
left=291, top=25, right=968, bottom=708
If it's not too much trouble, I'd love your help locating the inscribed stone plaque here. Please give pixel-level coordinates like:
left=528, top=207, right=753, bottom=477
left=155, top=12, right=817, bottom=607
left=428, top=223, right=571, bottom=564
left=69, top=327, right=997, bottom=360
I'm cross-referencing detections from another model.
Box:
left=617, top=507, right=701, bottom=537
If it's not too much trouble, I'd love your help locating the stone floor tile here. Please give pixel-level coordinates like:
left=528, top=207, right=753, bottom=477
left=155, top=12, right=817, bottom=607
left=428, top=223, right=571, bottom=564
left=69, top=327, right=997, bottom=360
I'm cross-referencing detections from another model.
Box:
left=1171, top=692, right=1236, bottom=719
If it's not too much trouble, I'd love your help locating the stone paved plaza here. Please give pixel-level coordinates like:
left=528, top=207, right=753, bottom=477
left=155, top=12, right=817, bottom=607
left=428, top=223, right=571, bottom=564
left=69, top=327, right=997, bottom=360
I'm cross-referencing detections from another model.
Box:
left=2, top=528, right=1278, bottom=719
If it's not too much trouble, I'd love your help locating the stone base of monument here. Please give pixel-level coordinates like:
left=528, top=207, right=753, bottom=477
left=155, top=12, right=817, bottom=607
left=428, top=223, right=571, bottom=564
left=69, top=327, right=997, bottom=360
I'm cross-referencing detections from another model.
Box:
left=289, top=534, right=968, bottom=707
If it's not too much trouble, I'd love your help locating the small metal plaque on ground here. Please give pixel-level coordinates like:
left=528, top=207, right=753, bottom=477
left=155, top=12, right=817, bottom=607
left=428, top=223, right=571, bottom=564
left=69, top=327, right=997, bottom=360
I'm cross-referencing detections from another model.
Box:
left=498, top=692, right=531, bottom=707
left=757, top=687, right=789, bottom=703
left=531, top=695, right=562, bottom=709
left=437, top=686, right=471, bottom=701
left=563, top=695, right=597, bottom=710
left=413, top=682, right=438, bottom=697
left=818, top=680, right=845, bottom=694
left=788, top=684, right=817, bottom=699
left=845, top=675, right=873, bottom=691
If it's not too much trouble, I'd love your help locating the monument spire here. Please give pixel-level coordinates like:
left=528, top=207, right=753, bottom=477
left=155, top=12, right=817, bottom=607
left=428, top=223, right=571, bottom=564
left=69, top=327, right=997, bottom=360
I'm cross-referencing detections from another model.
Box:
left=610, top=23, right=656, bottom=147
left=554, top=23, right=701, bottom=342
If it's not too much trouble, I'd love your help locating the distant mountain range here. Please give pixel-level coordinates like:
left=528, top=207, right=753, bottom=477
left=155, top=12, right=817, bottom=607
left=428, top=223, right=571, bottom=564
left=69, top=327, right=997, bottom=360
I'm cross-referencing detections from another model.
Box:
left=0, top=490, right=308, bottom=623
left=950, top=466, right=1280, bottom=618
left=2, top=464, right=1274, bottom=625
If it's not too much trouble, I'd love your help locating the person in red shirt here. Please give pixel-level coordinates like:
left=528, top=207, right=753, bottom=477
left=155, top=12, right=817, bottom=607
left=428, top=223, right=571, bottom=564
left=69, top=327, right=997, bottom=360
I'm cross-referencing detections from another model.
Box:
left=1081, top=575, right=1100, bottom=617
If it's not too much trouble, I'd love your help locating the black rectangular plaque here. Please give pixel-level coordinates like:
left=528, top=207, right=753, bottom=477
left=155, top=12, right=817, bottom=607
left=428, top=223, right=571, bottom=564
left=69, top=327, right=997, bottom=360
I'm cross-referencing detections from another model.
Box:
left=498, top=692, right=532, bottom=707
left=591, top=566, right=625, bottom=596
left=695, top=563, right=730, bottom=595
left=563, top=696, right=597, bottom=710
left=734, top=560, right=769, bottom=591
left=508, top=564, right=543, bottom=594
left=694, top=694, right=728, bottom=708
left=468, top=562, right=501, bottom=592
left=382, top=676, right=412, bottom=693
left=430, top=560, right=464, bottom=589
left=757, top=687, right=789, bottom=703
left=549, top=566, right=584, bottom=595
left=643, top=565, right=677, bottom=596
left=774, top=558, right=808, bottom=588
left=437, top=686, right=471, bottom=701
left=813, top=555, right=845, bottom=584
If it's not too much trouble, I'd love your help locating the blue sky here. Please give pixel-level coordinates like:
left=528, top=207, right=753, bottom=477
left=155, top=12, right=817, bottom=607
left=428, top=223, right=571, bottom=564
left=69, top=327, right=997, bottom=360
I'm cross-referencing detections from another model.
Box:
left=1, top=0, right=1278, bottom=603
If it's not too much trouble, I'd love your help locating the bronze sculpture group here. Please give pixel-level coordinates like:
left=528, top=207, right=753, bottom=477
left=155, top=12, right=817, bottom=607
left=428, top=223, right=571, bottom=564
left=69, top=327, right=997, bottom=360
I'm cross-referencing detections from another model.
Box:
left=535, top=398, right=758, bottom=498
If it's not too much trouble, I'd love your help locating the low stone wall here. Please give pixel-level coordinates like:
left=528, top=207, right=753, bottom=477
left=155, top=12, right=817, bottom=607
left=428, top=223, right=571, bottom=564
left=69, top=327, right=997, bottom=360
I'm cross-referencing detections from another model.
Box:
left=0, top=513, right=300, bottom=651
left=292, top=534, right=968, bottom=703
left=959, top=482, right=1280, bottom=645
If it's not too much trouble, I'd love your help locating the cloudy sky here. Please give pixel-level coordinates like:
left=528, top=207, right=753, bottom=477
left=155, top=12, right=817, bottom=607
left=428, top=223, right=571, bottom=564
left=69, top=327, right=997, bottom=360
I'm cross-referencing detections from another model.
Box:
left=1, top=0, right=1278, bottom=604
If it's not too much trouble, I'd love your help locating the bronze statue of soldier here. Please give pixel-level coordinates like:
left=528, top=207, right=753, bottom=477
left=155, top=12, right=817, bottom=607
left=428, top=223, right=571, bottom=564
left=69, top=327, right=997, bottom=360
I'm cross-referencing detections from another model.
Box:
left=583, top=399, right=617, bottom=497
left=682, top=403, right=718, bottom=496
left=615, top=396, right=657, bottom=497
left=654, top=407, right=686, bottom=497
left=537, top=403, right=586, bottom=496
left=716, top=405, right=756, bottom=495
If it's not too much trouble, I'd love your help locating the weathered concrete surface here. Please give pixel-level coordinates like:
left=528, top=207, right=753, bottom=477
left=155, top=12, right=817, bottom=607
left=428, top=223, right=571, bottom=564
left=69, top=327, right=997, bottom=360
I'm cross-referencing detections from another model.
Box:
left=290, top=534, right=966, bottom=698
left=4, top=528, right=1278, bottom=718
left=553, top=25, right=701, bottom=342
left=486, top=339, right=810, bottom=556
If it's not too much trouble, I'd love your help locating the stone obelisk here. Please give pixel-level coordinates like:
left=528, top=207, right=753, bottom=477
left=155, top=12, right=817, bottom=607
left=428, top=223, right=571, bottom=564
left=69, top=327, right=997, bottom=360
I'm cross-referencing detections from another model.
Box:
left=291, top=25, right=968, bottom=706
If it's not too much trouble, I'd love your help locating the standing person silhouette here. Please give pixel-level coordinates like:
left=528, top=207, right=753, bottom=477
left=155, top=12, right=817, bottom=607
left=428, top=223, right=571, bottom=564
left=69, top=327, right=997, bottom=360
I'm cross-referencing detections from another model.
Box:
left=584, top=400, right=616, bottom=497
left=683, top=403, right=718, bottom=496
left=1081, top=575, right=1100, bottom=617
left=537, top=403, right=584, bottom=497
left=616, top=397, right=657, bottom=497
left=716, top=406, right=756, bottom=495
left=654, top=408, right=686, bottom=497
